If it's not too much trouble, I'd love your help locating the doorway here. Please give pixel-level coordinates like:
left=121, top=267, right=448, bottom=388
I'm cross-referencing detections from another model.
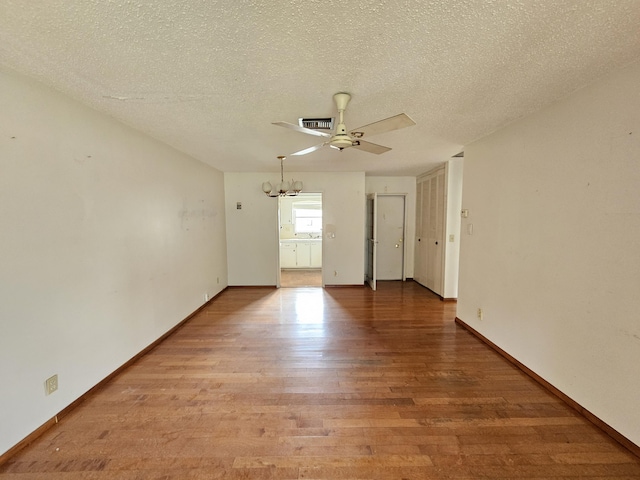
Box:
left=366, top=193, right=407, bottom=290
left=278, top=193, right=323, bottom=287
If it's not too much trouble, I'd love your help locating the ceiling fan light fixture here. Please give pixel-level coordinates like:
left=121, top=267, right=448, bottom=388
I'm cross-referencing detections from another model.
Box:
left=272, top=91, right=415, bottom=157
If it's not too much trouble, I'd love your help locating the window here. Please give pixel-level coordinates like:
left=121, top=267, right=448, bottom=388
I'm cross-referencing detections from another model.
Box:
left=293, top=201, right=322, bottom=234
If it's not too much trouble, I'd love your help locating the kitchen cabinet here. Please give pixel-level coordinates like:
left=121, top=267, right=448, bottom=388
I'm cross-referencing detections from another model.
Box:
left=295, top=242, right=311, bottom=267
left=310, top=242, right=322, bottom=267
left=280, top=240, right=322, bottom=268
left=280, top=242, right=297, bottom=268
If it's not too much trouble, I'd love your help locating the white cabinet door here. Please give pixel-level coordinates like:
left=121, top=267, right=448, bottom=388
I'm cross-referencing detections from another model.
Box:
left=280, top=243, right=297, bottom=268
left=295, top=242, right=311, bottom=267
left=310, top=242, right=322, bottom=268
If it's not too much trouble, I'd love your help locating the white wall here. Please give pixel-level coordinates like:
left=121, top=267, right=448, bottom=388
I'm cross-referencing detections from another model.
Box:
left=225, top=172, right=365, bottom=286
left=458, top=60, right=640, bottom=445
left=443, top=159, right=464, bottom=298
left=0, top=67, right=228, bottom=456
left=365, top=177, right=416, bottom=279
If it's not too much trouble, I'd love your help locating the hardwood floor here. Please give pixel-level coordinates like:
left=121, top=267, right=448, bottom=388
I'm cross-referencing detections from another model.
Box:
left=2, top=281, right=639, bottom=479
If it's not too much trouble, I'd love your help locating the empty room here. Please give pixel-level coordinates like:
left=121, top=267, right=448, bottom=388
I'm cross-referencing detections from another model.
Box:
left=1, top=1, right=640, bottom=478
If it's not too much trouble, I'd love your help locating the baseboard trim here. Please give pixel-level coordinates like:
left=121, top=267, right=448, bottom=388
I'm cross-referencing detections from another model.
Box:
left=409, top=280, right=456, bottom=302
left=227, top=285, right=277, bottom=290
left=0, top=288, right=227, bottom=467
left=440, top=297, right=458, bottom=303
left=454, top=317, right=640, bottom=459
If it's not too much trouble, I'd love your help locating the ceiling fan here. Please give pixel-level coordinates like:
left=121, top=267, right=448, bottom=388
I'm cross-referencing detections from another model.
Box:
left=273, top=92, right=416, bottom=156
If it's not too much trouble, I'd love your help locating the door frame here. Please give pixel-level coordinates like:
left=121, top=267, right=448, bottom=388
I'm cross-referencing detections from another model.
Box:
left=366, top=194, right=378, bottom=290
left=366, top=193, right=408, bottom=290
left=277, top=192, right=324, bottom=288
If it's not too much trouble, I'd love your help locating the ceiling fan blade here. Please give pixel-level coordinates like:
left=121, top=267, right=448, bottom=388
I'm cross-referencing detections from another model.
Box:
left=272, top=121, right=332, bottom=138
left=290, top=142, right=327, bottom=156
left=352, top=140, right=391, bottom=155
left=350, top=113, right=416, bottom=138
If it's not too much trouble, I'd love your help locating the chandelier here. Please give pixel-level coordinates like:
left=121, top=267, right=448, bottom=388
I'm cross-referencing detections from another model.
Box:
left=262, top=156, right=303, bottom=197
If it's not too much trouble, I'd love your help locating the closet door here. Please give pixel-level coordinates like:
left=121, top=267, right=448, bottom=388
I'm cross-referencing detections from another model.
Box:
left=415, top=168, right=445, bottom=295
left=414, top=181, right=427, bottom=286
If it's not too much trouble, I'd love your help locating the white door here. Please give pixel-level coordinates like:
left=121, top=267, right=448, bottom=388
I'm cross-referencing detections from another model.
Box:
left=415, top=168, right=445, bottom=295
left=376, top=195, right=405, bottom=280
left=414, top=181, right=427, bottom=286
left=425, top=173, right=444, bottom=292
left=365, top=194, right=377, bottom=291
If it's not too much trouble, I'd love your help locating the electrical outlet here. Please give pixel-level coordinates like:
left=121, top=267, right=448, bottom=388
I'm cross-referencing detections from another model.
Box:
left=477, top=308, right=483, bottom=320
left=204, top=293, right=209, bottom=302
left=45, top=374, right=58, bottom=395
left=216, top=277, right=219, bottom=284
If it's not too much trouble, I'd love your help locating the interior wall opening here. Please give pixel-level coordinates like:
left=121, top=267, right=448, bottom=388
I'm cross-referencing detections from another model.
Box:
left=278, top=192, right=323, bottom=287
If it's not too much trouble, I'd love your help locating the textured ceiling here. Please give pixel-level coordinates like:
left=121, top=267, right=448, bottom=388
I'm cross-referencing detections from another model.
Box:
left=1, top=1, right=640, bottom=175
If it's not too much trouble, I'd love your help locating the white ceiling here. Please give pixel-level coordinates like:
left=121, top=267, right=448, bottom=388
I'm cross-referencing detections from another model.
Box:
left=2, top=1, right=640, bottom=176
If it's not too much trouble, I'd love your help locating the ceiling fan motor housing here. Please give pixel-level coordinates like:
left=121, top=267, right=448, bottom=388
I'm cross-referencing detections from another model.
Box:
left=330, top=131, right=354, bottom=149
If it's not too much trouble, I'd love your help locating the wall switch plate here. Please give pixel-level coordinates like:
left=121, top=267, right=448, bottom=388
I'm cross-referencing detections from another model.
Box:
left=45, top=374, right=58, bottom=395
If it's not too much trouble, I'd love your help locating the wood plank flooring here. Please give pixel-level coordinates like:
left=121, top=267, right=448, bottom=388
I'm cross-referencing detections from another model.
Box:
left=2, top=281, right=639, bottom=479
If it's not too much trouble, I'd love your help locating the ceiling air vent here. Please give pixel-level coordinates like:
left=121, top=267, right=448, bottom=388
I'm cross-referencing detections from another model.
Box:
left=298, top=117, right=334, bottom=131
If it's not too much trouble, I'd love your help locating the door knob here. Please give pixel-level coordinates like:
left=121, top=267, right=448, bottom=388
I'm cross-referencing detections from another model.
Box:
left=435, top=241, right=438, bottom=245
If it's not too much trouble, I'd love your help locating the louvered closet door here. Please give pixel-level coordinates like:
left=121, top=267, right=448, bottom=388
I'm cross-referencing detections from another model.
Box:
left=414, top=180, right=428, bottom=286
left=415, top=168, right=445, bottom=296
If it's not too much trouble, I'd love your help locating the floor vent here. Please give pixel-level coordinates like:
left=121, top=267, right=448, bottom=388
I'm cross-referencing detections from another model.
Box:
left=299, top=117, right=334, bottom=130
